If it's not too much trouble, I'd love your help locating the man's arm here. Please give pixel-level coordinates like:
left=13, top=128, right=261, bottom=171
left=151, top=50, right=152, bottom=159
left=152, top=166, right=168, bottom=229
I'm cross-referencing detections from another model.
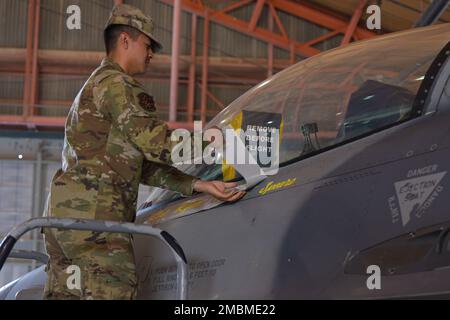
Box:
left=141, top=160, right=245, bottom=201
left=99, top=76, right=245, bottom=201
left=140, top=160, right=196, bottom=196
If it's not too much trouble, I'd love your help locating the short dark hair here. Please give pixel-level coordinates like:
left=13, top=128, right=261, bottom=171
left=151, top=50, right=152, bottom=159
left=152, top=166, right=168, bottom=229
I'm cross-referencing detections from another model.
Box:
left=104, top=25, right=141, bottom=54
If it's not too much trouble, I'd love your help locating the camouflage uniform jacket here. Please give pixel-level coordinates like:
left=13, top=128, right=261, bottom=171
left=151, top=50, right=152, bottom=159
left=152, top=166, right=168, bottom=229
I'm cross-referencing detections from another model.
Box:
left=45, top=57, right=196, bottom=223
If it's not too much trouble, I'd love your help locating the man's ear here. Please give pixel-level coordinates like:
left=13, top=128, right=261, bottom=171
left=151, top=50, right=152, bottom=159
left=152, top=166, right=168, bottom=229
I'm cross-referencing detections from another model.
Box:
left=118, top=32, right=129, bottom=50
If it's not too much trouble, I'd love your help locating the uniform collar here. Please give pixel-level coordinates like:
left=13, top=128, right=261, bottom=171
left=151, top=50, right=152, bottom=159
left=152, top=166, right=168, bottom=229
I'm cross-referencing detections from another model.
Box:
left=101, top=57, right=126, bottom=74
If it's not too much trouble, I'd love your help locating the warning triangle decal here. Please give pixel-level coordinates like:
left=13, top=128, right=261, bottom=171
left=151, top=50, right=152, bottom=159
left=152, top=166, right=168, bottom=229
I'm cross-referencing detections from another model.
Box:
left=394, top=171, right=446, bottom=226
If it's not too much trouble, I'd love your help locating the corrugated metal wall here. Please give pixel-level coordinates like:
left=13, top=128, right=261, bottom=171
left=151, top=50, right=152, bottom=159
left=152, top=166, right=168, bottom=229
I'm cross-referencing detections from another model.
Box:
left=0, top=74, right=24, bottom=116
left=39, top=75, right=84, bottom=101
left=40, top=0, right=111, bottom=51
left=0, top=0, right=343, bottom=122
left=0, top=0, right=28, bottom=48
left=0, top=158, right=52, bottom=288
left=0, top=161, right=34, bottom=236
left=0, top=74, right=24, bottom=100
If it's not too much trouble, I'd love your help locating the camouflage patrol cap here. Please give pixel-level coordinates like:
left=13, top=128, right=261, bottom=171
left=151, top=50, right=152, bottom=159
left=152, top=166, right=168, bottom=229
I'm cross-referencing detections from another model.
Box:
left=105, top=4, right=163, bottom=53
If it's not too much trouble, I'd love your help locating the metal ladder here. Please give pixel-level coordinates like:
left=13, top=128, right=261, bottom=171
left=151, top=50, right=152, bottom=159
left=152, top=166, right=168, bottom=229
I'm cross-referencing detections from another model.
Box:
left=0, top=217, right=188, bottom=300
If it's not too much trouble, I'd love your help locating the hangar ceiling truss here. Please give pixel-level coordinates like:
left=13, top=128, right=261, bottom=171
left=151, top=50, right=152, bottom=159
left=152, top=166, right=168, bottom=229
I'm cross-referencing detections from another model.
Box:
left=160, top=0, right=377, bottom=57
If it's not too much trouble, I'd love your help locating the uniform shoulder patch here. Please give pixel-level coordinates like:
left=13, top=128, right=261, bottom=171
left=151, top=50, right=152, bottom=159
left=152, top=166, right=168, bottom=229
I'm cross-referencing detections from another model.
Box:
left=137, top=92, right=156, bottom=112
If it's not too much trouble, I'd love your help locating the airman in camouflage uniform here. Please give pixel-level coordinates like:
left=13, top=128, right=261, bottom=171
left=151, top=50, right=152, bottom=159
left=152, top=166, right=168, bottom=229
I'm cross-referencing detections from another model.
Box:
left=43, top=3, right=244, bottom=300
left=43, top=4, right=196, bottom=300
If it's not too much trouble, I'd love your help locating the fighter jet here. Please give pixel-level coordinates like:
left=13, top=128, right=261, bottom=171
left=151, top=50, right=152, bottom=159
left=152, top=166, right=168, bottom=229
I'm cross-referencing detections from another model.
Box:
left=0, top=23, right=449, bottom=299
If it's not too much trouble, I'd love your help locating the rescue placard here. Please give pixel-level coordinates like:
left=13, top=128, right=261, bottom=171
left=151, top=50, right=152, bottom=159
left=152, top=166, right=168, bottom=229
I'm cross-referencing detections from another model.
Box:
left=222, top=111, right=283, bottom=180
left=241, top=110, right=282, bottom=169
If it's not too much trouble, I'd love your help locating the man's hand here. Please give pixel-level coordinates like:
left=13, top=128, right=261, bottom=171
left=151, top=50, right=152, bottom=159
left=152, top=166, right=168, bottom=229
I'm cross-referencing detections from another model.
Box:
left=193, top=180, right=245, bottom=202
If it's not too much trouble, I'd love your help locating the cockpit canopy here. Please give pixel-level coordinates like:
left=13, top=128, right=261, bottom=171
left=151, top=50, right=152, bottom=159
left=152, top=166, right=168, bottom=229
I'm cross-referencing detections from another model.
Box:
left=207, top=24, right=449, bottom=165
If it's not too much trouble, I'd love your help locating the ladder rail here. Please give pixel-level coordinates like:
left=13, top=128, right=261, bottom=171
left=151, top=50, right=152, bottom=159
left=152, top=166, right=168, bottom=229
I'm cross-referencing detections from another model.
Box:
left=0, top=217, right=188, bottom=300
left=9, top=250, right=49, bottom=264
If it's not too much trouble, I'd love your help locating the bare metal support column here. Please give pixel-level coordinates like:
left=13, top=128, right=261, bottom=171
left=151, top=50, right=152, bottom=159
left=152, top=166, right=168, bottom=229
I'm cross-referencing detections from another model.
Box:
left=201, top=10, right=209, bottom=124
left=30, top=0, right=41, bottom=120
left=341, top=0, right=366, bottom=46
left=31, top=149, right=42, bottom=269
left=169, top=0, right=182, bottom=122
left=187, top=13, right=197, bottom=122
left=267, top=6, right=273, bottom=78
left=23, top=0, right=35, bottom=120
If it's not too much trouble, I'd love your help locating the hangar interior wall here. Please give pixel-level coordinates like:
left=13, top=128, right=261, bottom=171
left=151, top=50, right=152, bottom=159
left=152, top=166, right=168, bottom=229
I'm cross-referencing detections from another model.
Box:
left=0, top=135, right=152, bottom=288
